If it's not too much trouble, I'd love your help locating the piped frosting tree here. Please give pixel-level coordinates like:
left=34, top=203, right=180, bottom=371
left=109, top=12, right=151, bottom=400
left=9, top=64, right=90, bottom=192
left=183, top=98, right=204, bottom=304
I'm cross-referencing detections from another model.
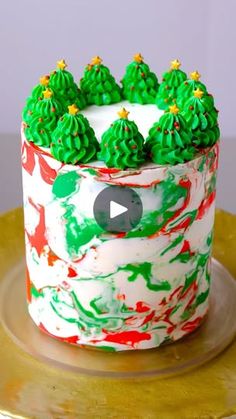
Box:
left=181, top=88, right=220, bottom=147
left=25, top=89, right=63, bottom=147
left=80, top=56, right=122, bottom=105
left=177, top=71, right=207, bottom=109
left=51, top=104, right=99, bottom=164
left=145, top=104, right=197, bottom=165
left=22, top=75, right=50, bottom=125
left=121, top=53, right=159, bottom=104
left=49, top=60, right=87, bottom=111
left=156, top=59, right=187, bottom=110
left=98, top=108, right=145, bottom=169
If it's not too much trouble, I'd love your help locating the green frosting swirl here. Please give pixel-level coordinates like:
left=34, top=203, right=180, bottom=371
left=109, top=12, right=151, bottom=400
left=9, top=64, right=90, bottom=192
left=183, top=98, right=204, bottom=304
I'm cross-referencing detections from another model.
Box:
left=25, top=94, right=63, bottom=147
left=156, top=69, right=187, bottom=110
left=121, top=60, right=159, bottom=104
left=98, top=116, right=145, bottom=169
left=49, top=69, right=87, bottom=111
left=31, top=83, right=48, bottom=99
left=22, top=81, right=50, bottom=125
left=177, top=80, right=207, bottom=109
left=147, top=144, right=196, bottom=165
left=51, top=111, right=99, bottom=164
left=181, top=94, right=220, bottom=147
left=80, top=64, right=121, bottom=106
left=145, top=111, right=197, bottom=165
left=50, top=69, right=74, bottom=90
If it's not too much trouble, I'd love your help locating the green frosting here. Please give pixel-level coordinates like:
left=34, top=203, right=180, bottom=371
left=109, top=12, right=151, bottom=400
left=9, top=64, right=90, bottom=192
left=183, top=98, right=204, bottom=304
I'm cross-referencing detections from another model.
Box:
left=51, top=107, right=99, bottom=164
left=156, top=66, right=187, bottom=110
left=52, top=171, right=80, bottom=198
left=119, top=262, right=171, bottom=291
left=145, top=109, right=197, bottom=165
left=98, top=111, right=145, bottom=169
left=49, top=68, right=86, bottom=111
left=80, top=58, right=122, bottom=105
left=22, top=76, right=50, bottom=125
left=181, top=92, right=220, bottom=147
left=121, top=55, right=159, bottom=104
left=24, top=91, right=63, bottom=147
left=30, top=82, right=49, bottom=100
left=177, top=80, right=207, bottom=109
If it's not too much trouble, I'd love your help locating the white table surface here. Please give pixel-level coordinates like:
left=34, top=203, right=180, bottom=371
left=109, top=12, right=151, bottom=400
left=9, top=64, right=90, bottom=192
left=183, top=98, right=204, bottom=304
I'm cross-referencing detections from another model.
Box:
left=0, top=134, right=235, bottom=214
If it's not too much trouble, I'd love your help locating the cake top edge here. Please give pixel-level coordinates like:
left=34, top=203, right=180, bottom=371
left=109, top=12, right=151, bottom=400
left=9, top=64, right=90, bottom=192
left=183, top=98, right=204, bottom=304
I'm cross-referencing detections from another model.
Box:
left=21, top=122, right=219, bottom=180
left=22, top=56, right=220, bottom=170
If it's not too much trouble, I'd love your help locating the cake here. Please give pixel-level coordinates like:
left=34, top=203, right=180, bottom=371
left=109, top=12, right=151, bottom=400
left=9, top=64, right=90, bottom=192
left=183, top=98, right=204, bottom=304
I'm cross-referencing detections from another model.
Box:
left=21, top=56, right=220, bottom=351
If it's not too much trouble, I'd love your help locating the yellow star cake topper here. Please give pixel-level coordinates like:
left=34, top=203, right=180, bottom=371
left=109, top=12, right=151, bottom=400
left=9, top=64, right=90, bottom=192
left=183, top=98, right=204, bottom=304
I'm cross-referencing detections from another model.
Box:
left=57, top=59, right=67, bottom=70
left=91, top=56, right=102, bottom=66
left=190, top=71, right=201, bottom=81
left=68, top=104, right=79, bottom=115
left=194, top=88, right=204, bottom=99
left=118, top=108, right=130, bottom=119
left=133, top=53, right=144, bottom=63
left=170, top=59, right=181, bottom=70
left=169, top=104, right=180, bottom=114
left=43, top=89, right=53, bottom=99
left=39, top=75, right=50, bottom=86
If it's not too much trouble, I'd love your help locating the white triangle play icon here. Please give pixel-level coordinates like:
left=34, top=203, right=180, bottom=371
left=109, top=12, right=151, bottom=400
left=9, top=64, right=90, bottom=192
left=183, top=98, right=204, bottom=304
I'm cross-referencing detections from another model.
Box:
left=110, top=200, right=128, bottom=219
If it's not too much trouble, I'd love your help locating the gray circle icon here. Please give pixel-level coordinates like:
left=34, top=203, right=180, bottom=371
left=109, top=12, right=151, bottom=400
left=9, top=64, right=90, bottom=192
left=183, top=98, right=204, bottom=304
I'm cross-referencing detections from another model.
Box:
left=93, top=186, right=143, bottom=233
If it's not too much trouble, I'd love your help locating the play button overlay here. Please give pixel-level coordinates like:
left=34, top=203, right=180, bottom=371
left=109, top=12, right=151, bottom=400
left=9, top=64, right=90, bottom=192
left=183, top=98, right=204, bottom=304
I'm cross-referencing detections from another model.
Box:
left=93, top=186, right=143, bottom=233
left=110, top=201, right=128, bottom=219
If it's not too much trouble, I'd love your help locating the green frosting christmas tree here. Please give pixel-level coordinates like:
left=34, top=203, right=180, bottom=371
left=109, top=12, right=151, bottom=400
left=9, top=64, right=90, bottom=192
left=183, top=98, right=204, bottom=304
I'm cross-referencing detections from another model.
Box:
left=121, top=53, right=159, bottom=104
left=145, top=104, right=197, bottom=165
left=51, top=104, right=99, bottom=164
left=181, top=88, right=220, bottom=148
left=25, top=89, right=63, bottom=147
left=177, top=71, right=207, bottom=109
left=156, top=59, right=187, bottom=110
left=98, top=108, right=145, bottom=169
left=49, top=60, right=87, bottom=111
left=22, top=75, right=50, bottom=125
left=80, top=56, right=122, bottom=105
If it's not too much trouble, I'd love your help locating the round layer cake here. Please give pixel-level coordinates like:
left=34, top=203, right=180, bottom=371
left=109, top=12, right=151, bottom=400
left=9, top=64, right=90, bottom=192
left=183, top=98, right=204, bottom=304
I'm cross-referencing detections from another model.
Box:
left=21, top=57, right=220, bottom=351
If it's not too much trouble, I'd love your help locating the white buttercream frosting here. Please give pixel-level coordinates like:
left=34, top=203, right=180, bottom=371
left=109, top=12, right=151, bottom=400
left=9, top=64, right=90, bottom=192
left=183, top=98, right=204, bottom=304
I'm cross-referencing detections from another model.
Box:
left=82, top=101, right=163, bottom=142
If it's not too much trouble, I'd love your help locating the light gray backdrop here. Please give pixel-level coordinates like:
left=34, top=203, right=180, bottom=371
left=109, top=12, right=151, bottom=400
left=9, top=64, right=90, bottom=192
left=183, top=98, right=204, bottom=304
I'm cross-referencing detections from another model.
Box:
left=0, top=0, right=235, bottom=212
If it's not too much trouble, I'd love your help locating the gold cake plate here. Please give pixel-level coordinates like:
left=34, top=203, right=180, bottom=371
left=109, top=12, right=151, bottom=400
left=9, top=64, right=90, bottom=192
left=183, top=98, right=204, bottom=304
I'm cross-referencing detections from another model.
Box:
left=1, top=255, right=236, bottom=379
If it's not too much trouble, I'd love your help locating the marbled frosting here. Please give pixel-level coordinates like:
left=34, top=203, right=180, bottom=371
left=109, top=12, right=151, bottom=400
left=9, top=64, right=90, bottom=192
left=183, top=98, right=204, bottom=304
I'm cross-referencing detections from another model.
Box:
left=21, top=101, right=219, bottom=350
